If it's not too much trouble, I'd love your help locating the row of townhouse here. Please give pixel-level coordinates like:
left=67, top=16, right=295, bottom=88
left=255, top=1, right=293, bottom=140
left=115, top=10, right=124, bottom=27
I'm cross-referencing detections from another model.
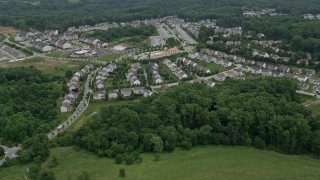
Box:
left=29, top=41, right=53, bottom=52
left=79, top=37, right=108, bottom=49
left=188, top=52, right=233, bottom=67
left=15, top=30, right=84, bottom=51
left=199, top=48, right=316, bottom=77
left=93, top=63, right=117, bottom=100
left=0, top=43, right=26, bottom=61
left=177, top=57, right=211, bottom=74
left=126, top=63, right=141, bottom=86
left=148, top=62, right=163, bottom=84
left=149, top=47, right=180, bottom=59
left=108, top=87, right=153, bottom=99
left=49, top=37, right=72, bottom=49
left=212, top=69, right=244, bottom=82
left=163, top=59, right=188, bottom=79
left=60, top=64, right=94, bottom=113
left=309, top=78, right=320, bottom=94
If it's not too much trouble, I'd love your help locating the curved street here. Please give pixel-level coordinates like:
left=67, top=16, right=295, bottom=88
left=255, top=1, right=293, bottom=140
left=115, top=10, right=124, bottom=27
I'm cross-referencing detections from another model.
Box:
left=47, top=70, right=96, bottom=140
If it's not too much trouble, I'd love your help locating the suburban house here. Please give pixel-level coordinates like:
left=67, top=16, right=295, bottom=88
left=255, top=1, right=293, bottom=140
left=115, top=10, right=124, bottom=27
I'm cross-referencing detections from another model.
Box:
left=93, top=91, right=106, bottom=100
left=51, top=39, right=72, bottom=49
left=143, top=89, right=153, bottom=97
left=204, top=80, right=215, bottom=87
left=133, top=87, right=145, bottom=95
left=278, top=65, right=290, bottom=73
left=121, top=88, right=132, bottom=97
left=305, top=69, right=316, bottom=76
left=295, top=75, right=308, bottom=82
left=96, top=81, right=104, bottom=90
left=15, top=32, right=34, bottom=42
left=213, top=74, right=226, bottom=82
left=291, top=67, right=302, bottom=75
left=313, top=85, right=320, bottom=94
left=60, top=101, right=71, bottom=113
left=194, top=65, right=210, bottom=74
left=126, top=64, right=141, bottom=86
left=256, top=62, right=267, bottom=69
left=30, top=41, right=53, bottom=52
left=310, top=78, right=320, bottom=85
left=108, top=90, right=118, bottom=100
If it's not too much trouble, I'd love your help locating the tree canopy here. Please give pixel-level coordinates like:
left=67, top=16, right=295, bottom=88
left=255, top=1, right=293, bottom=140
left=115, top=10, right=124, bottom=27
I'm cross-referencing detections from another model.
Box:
left=57, top=78, right=320, bottom=162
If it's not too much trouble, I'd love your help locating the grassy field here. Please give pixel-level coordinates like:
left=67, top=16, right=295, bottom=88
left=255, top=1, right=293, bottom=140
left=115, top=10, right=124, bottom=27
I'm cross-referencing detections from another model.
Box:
left=2, top=146, right=320, bottom=180
left=299, top=94, right=320, bottom=115
left=97, top=53, right=121, bottom=62
left=0, top=58, right=90, bottom=77
left=193, top=59, right=233, bottom=74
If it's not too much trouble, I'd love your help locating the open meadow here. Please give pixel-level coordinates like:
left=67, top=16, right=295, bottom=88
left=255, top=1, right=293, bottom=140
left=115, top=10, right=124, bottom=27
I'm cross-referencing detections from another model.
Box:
left=0, top=58, right=91, bottom=77
left=1, top=146, right=320, bottom=180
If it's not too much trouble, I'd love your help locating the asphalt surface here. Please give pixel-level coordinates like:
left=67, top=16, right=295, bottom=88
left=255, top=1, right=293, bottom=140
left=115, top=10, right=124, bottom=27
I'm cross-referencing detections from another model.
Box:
left=175, top=25, right=198, bottom=45
left=0, top=145, right=21, bottom=166
left=47, top=70, right=96, bottom=140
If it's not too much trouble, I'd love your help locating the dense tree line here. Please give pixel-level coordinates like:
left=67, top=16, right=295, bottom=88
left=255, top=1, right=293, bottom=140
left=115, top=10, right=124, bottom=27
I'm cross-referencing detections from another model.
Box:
left=0, top=68, right=60, bottom=144
left=1, top=0, right=320, bottom=31
left=0, top=67, right=63, bottom=163
left=56, top=78, right=320, bottom=163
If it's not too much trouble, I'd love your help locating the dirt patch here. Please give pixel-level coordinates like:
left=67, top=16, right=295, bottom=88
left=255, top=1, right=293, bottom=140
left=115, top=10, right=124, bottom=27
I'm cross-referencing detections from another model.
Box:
left=0, top=27, right=20, bottom=34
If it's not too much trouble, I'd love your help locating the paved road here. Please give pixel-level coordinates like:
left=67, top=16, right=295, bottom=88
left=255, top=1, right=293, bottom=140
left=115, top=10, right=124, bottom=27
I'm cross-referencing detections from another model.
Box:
left=296, top=90, right=319, bottom=98
left=47, top=70, right=96, bottom=140
left=0, top=145, right=21, bottom=166
left=175, top=25, right=198, bottom=45
left=151, top=82, right=179, bottom=89
left=143, top=68, right=149, bottom=86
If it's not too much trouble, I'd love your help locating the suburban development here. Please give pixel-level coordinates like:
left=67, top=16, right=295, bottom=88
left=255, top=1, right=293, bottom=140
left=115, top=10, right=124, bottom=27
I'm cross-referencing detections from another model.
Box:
left=1, top=0, right=320, bottom=179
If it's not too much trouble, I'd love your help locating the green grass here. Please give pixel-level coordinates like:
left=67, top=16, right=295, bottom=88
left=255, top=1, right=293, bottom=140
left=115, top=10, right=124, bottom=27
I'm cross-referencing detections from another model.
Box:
left=299, top=94, right=320, bottom=115
left=193, top=59, right=233, bottom=74
left=0, top=163, right=30, bottom=180
left=97, top=53, right=121, bottom=62
left=306, top=100, right=320, bottom=116
left=158, top=62, right=180, bottom=83
left=47, top=51, right=64, bottom=58
left=66, top=99, right=141, bottom=132
left=300, top=94, right=317, bottom=105
left=0, top=34, right=4, bottom=42
left=0, top=58, right=90, bottom=77
left=2, top=146, right=320, bottom=180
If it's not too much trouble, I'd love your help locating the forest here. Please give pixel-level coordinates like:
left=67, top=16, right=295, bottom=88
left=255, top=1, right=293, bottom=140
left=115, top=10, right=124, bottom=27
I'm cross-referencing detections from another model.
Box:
left=55, top=78, right=320, bottom=165
left=0, top=67, right=61, bottom=164
left=1, top=0, right=320, bottom=31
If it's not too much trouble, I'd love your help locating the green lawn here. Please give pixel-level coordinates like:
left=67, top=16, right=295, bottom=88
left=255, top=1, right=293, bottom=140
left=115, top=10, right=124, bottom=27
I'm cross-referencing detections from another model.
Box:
left=2, top=146, right=320, bottom=180
left=0, top=163, right=30, bottom=180
left=193, top=59, right=233, bottom=74
left=46, top=51, right=64, bottom=58
left=306, top=100, right=320, bottom=116
left=97, top=53, right=121, bottom=62
left=299, top=94, right=320, bottom=115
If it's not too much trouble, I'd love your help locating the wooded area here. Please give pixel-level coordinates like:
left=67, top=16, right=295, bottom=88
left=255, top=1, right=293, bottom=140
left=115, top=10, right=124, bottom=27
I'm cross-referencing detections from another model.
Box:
left=1, top=0, right=320, bottom=31
left=0, top=67, right=62, bottom=164
left=55, top=78, right=320, bottom=164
